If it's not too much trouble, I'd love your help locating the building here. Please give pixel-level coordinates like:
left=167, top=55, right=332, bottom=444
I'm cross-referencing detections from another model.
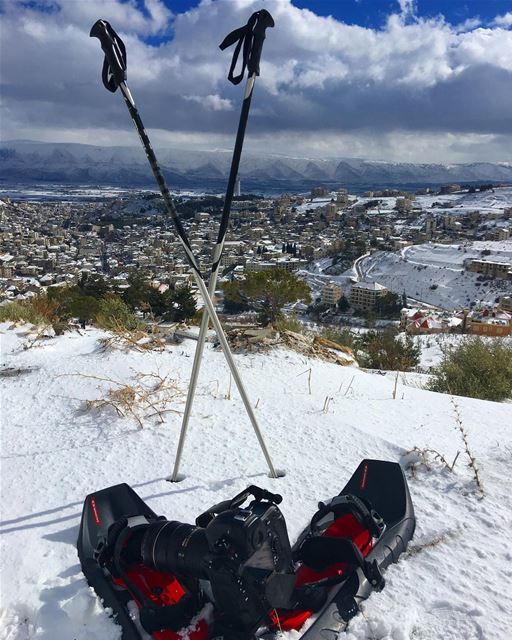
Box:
left=336, top=189, right=349, bottom=205
left=465, top=259, right=512, bottom=280
left=349, top=282, right=388, bottom=311
left=467, top=308, right=512, bottom=337
left=400, top=307, right=463, bottom=334
left=321, top=282, right=342, bottom=306
left=493, top=228, right=510, bottom=241
left=311, top=186, right=329, bottom=199
left=325, top=202, right=337, bottom=222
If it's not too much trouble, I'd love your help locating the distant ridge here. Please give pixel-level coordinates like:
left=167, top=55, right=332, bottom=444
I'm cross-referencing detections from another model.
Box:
left=1, top=140, right=511, bottom=190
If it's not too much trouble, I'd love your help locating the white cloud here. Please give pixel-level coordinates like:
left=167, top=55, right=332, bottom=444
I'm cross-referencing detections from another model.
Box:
left=1, top=0, right=512, bottom=163
left=184, top=94, right=234, bottom=111
left=398, top=0, right=416, bottom=22
left=494, top=12, right=512, bottom=28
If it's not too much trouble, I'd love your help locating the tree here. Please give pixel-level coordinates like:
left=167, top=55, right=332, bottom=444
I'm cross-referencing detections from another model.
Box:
left=47, top=286, right=99, bottom=323
left=223, top=268, right=311, bottom=326
left=78, top=272, right=108, bottom=299
left=375, top=292, right=402, bottom=319
left=162, top=285, right=197, bottom=323
left=337, top=296, right=350, bottom=312
left=357, top=330, right=421, bottom=371
left=122, top=270, right=153, bottom=311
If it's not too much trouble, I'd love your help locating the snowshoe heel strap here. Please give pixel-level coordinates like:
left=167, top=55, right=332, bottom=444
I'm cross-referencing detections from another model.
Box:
left=297, top=537, right=385, bottom=591
left=311, top=493, right=385, bottom=539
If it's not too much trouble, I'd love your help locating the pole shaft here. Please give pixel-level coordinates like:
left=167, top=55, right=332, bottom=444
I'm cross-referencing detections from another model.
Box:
left=117, top=84, right=279, bottom=480
left=171, top=74, right=256, bottom=481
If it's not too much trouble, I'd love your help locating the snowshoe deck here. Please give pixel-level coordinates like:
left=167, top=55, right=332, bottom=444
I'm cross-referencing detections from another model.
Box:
left=286, top=459, right=415, bottom=638
left=77, top=483, right=208, bottom=640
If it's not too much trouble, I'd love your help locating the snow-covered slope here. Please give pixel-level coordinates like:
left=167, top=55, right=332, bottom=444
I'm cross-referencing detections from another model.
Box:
left=358, top=241, right=512, bottom=309
left=1, top=325, right=511, bottom=640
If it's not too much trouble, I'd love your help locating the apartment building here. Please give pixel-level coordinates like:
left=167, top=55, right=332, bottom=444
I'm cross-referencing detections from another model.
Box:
left=321, top=282, right=342, bottom=306
left=465, top=259, right=512, bottom=280
left=350, top=281, right=388, bottom=311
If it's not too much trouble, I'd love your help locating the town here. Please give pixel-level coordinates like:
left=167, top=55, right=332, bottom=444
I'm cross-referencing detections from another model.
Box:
left=1, top=182, right=511, bottom=336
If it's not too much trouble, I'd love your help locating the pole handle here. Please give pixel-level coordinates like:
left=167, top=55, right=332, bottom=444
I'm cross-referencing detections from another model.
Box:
left=90, top=19, right=127, bottom=92
left=220, top=9, right=274, bottom=85
left=248, top=9, right=275, bottom=77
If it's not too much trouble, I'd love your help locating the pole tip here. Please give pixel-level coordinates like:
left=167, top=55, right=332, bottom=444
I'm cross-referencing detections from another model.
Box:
left=167, top=473, right=187, bottom=483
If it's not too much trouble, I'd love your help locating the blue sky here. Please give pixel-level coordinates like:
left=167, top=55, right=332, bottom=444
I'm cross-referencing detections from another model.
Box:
left=137, top=1, right=512, bottom=45
left=1, top=0, right=512, bottom=162
left=143, top=1, right=512, bottom=27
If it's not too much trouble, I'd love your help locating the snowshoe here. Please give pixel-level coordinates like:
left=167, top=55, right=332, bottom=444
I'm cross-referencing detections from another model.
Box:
left=77, top=459, right=415, bottom=639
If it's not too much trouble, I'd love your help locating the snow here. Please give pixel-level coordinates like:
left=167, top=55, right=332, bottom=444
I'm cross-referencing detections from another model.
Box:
left=358, top=241, right=512, bottom=309
left=415, top=187, right=512, bottom=215
left=1, top=324, right=512, bottom=640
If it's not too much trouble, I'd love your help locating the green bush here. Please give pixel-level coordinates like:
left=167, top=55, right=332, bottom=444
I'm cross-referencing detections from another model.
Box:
left=357, top=330, right=421, bottom=371
left=275, top=315, right=304, bottom=333
left=47, top=287, right=99, bottom=321
left=94, top=295, right=143, bottom=331
left=121, top=270, right=196, bottom=322
left=0, top=297, right=56, bottom=325
left=223, top=269, right=311, bottom=326
left=427, top=337, right=512, bottom=402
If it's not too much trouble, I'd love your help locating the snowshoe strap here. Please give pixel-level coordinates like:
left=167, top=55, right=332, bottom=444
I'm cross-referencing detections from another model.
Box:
left=297, top=537, right=385, bottom=591
left=310, top=494, right=385, bottom=539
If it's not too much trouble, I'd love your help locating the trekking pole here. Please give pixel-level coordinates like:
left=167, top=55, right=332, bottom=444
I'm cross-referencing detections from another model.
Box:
left=171, top=10, right=280, bottom=483
left=90, top=18, right=282, bottom=480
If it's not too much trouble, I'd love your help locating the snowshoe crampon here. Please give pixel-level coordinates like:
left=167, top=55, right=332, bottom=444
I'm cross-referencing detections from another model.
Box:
left=77, top=459, right=415, bottom=639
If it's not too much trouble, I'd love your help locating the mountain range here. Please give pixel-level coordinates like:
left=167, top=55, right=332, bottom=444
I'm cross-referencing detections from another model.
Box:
left=1, top=140, right=511, bottom=191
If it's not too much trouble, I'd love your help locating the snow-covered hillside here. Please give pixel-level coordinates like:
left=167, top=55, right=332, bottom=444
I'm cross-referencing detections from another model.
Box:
left=1, top=325, right=511, bottom=640
left=358, top=241, right=512, bottom=309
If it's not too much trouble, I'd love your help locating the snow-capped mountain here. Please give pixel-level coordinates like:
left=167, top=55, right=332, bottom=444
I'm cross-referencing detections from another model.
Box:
left=1, top=140, right=511, bottom=190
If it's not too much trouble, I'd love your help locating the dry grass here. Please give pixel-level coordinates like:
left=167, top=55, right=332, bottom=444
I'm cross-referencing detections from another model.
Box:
left=450, top=397, right=484, bottom=496
left=65, top=371, right=185, bottom=428
left=406, top=533, right=450, bottom=558
left=97, top=320, right=166, bottom=353
left=404, top=446, right=460, bottom=476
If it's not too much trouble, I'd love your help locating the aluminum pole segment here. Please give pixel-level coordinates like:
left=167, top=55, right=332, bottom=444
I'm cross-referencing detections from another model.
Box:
left=171, top=72, right=260, bottom=482
left=116, top=83, right=280, bottom=480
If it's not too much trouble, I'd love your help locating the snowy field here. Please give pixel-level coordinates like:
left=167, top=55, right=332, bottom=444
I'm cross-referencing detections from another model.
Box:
left=358, top=241, right=512, bottom=309
left=1, top=324, right=512, bottom=640
left=353, top=186, right=512, bottom=216
left=415, top=187, right=512, bottom=215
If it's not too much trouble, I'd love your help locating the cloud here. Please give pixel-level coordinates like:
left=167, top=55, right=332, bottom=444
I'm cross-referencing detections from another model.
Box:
left=1, top=0, right=512, bottom=162
left=184, top=94, right=234, bottom=111
left=398, top=0, right=416, bottom=22
left=494, top=12, right=512, bottom=28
